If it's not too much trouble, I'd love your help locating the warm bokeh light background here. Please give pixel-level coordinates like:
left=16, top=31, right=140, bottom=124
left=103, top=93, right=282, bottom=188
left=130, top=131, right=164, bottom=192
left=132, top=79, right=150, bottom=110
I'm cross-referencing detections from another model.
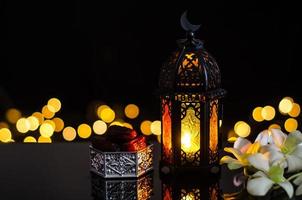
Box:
left=1, top=2, right=301, bottom=143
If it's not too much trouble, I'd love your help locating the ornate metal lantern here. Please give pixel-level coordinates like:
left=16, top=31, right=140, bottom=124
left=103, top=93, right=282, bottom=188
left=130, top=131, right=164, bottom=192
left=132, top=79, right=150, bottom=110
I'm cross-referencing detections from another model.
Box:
left=159, top=12, right=226, bottom=174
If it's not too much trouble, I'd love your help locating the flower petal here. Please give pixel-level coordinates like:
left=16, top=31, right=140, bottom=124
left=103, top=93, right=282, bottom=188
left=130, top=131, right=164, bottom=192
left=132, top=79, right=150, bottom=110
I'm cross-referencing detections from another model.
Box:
left=291, top=144, right=302, bottom=160
left=290, top=130, right=302, bottom=144
left=286, top=155, right=302, bottom=173
left=234, top=137, right=252, bottom=153
left=271, top=129, right=287, bottom=148
left=278, top=181, right=294, bottom=198
left=255, top=130, right=270, bottom=146
left=296, top=183, right=302, bottom=196
left=224, top=147, right=243, bottom=161
left=247, top=175, right=274, bottom=196
left=293, top=174, right=302, bottom=186
left=248, top=153, right=269, bottom=172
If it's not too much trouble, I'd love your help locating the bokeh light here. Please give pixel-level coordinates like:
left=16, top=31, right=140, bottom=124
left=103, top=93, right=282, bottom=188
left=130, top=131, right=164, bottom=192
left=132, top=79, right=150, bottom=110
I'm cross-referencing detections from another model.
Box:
left=63, top=126, right=77, bottom=141
left=23, top=136, right=37, bottom=143
left=44, top=120, right=56, bottom=130
left=234, top=121, right=251, bottom=138
left=16, top=118, right=30, bottom=133
left=77, top=124, right=92, bottom=139
left=284, top=118, right=298, bottom=132
left=252, top=107, right=264, bottom=122
left=268, top=124, right=281, bottom=130
left=0, top=122, right=9, bottom=129
left=261, top=105, right=275, bottom=121
left=97, top=105, right=110, bottom=118
left=39, top=123, right=54, bottom=137
left=52, top=117, right=64, bottom=132
left=38, top=136, right=52, bottom=143
left=140, top=120, right=152, bottom=135
left=6, top=108, right=22, bottom=124
left=42, top=105, right=55, bottom=119
left=93, top=120, right=107, bottom=135
left=0, top=128, right=12, bottom=142
left=27, top=116, right=39, bottom=131
left=151, top=120, right=161, bottom=135
left=289, top=103, right=300, bottom=118
left=124, top=104, right=139, bottom=119
left=100, top=108, right=115, bottom=123
left=32, top=112, right=44, bottom=124
left=279, top=97, right=294, bottom=114
left=47, top=98, right=61, bottom=112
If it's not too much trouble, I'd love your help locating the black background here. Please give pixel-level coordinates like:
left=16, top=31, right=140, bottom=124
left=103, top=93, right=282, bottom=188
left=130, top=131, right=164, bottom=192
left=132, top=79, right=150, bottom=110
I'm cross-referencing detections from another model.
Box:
left=1, top=1, right=301, bottom=127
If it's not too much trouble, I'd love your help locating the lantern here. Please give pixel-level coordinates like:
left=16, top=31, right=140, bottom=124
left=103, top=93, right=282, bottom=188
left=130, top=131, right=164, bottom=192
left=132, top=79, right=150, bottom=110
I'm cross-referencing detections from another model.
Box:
left=159, top=12, right=226, bottom=174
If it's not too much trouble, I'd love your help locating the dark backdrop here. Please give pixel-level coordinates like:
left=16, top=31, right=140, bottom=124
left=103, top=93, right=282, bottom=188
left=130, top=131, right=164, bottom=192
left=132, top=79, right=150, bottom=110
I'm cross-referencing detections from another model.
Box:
left=1, top=1, right=301, bottom=126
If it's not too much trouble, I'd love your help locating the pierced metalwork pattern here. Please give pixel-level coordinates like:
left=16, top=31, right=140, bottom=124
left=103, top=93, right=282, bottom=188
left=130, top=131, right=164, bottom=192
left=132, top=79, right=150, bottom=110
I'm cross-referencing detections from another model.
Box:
left=180, top=102, right=200, bottom=120
left=159, top=51, right=179, bottom=91
left=181, top=150, right=200, bottom=166
left=91, top=173, right=153, bottom=200
left=175, top=94, right=204, bottom=102
left=209, top=182, right=220, bottom=200
left=90, top=145, right=153, bottom=178
left=180, top=188, right=201, bottom=200
left=177, top=53, right=202, bottom=88
left=201, top=51, right=221, bottom=90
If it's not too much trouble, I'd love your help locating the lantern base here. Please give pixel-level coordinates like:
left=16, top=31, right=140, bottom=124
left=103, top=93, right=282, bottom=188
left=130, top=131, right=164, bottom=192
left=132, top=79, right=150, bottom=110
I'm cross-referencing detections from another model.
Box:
left=159, top=161, right=221, bottom=178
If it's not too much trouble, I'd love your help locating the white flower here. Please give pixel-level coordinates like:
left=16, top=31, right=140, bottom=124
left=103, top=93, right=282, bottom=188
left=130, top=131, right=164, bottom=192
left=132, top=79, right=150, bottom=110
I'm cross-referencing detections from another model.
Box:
left=247, top=153, right=294, bottom=198
left=293, top=173, right=302, bottom=196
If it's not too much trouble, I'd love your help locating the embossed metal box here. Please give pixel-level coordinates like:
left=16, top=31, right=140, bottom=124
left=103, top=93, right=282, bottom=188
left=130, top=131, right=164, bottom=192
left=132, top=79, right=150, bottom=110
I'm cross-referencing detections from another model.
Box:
left=90, top=144, right=153, bottom=178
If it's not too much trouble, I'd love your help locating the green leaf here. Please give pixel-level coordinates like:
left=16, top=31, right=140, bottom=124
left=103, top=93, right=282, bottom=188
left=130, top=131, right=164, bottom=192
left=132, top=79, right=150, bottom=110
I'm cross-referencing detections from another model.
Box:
left=227, top=162, right=243, bottom=170
left=268, top=165, right=285, bottom=183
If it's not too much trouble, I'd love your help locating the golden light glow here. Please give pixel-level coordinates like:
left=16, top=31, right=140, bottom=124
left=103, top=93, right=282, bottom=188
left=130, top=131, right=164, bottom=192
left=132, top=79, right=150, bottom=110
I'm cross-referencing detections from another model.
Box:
left=157, top=135, right=161, bottom=143
left=234, top=121, right=251, bottom=138
left=0, top=122, right=9, bottom=129
left=47, top=98, right=61, bottom=112
left=6, top=108, right=22, bottom=124
left=77, top=124, right=92, bottom=139
left=289, top=103, right=300, bottom=118
left=27, top=116, right=39, bottom=131
left=38, top=136, right=52, bottom=143
left=42, top=105, right=55, bottom=119
left=123, top=122, right=133, bottom=129
left=32, top=112, right=44, bottom=124
left=151, top=120, right=161, bottom=135
left=210, top=101, right=218, bottom=153
left=140, top=120, right=152, bottom=135
left=268, top=124, right=281, bottom=130
left=52, top=118, right=64, bottom=132
left=16, top=118, right=30, bottom=133
left=162, top=102, right=172, bottom=163
left=252, top=107, right=264, bottom=122
left=184, top=192, right=195, bottom=200
left=261, top=105, right=275, bottom=121
left=44, top=120, right=56, bottom=130
left=23, top=136, right=37, bottom=143
left=63, top=126, right=77, bottom=141
left=39, top=123, right=54, bottom=137
left=284, top=118, right=298, bottom=132
left=100, top=108, right=115, bottom=123
left=0, top=128, right=12, bottom=142
left=93, top=120, right=107, bottom=135
left=97, top=105, right=110, bottom=118
left=124, top=104, right=139, bottom=119
left=181, top=107, right=200, bottom=160
left=279, top=97, right=294, bottom=114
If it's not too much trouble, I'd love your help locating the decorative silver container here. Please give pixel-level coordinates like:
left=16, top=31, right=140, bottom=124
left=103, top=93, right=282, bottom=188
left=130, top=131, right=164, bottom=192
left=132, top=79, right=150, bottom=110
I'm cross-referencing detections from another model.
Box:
left=90, top=144, right=153, bottom=178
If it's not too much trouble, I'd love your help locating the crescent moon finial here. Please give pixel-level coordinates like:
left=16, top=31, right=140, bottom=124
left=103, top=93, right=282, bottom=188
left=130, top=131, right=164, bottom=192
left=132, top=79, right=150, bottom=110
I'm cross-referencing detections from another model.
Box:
left=180, top=11, right=201, bottom=32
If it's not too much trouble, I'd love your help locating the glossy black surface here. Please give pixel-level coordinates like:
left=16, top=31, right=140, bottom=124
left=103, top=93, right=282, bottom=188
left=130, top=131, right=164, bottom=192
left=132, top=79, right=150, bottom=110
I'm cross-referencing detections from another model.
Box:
left=0, top=143, right=299, bottom=199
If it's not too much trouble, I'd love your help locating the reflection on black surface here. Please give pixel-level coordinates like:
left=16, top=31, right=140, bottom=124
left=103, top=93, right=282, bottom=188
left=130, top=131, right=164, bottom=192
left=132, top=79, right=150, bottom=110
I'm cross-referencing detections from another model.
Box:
left=91, top=172, right=153, bottom=200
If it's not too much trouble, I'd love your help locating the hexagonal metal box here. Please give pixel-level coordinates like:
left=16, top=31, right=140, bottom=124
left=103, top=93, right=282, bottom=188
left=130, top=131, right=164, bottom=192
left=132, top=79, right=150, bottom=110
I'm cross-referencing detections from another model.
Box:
left=90, top=144, right=153, bottom=178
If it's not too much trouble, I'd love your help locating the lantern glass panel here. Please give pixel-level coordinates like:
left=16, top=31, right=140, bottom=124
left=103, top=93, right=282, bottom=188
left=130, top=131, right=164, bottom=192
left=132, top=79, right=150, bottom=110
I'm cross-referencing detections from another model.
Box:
left=181, top=104, right=200, bottom=164
left=209, top=100, right=218, bottom=155
left=162, top=99, right=172, bottom=163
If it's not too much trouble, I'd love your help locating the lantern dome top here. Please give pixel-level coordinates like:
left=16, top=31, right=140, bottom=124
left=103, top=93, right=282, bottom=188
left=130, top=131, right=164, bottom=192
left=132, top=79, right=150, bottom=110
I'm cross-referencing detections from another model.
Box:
left=159, top=12, right=225, bottom=97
